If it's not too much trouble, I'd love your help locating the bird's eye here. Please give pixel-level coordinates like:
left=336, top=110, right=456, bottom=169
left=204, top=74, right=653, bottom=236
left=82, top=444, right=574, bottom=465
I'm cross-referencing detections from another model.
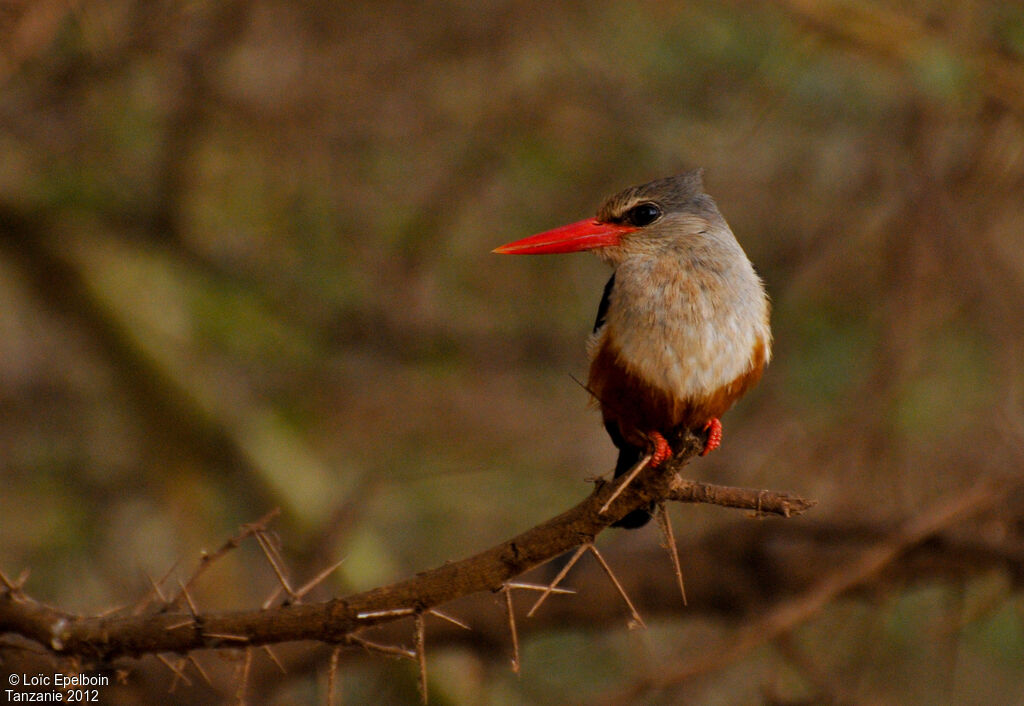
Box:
left=625, top=202, right=662, bottom=227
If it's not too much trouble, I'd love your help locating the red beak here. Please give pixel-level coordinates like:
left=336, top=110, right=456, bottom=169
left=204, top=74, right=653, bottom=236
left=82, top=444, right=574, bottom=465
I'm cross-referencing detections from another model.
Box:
left=492, top=218, right=638, bottom=255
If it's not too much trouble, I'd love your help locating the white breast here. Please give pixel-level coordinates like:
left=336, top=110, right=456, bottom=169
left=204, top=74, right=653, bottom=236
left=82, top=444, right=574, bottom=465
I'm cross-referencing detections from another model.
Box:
left=590, top=251, right=770, bottom=399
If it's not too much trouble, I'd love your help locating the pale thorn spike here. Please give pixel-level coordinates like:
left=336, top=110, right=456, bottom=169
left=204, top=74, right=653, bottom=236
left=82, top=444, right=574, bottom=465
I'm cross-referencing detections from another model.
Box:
left=414, top=612, right=428, bottom=705
left=348, top=634, right=416, bottom=659
left=176, top=578, right=200, bottom=617
left=235, top=647, right=253, bottom=706
left=505, top=581, right=576, bottom=595
left=586, top=543, right=646, bottom=629
left=527, top=544, right=588, bottom=617
left=428, top=608, right=471, bottom=630
left=501, top=584, right=521, bottom=674
left=136, top=560, right=180, bottom=614
left=655, top=502, right=688, bottom=606
left=262, top=645, right=287, bottom=674
left=95, top=603, right=128, bottom=618
left=188, top=655, right=213, bottom=687
left=0, top=567, right=19, bottom=593
left=599, top=454, right=652, bottom=515
left=327, top=646, right=342, bottom=706
left=254, top=531, right=297, bottom=600
left=261, top=586, right=283, bottom=610
left=169, top=656, right=191, bottom=692
left=163, top=619, right=196, bottom=632
left=15, top=568, right=29, bottom=590
left=202, top=632, right=249, bottom=643
left=144, top=572, right=169, bottom=604
left=295, top=558, right=346, bottom=599
left=357, top=606, right=416, bottom=619
left=156, top=654, right=192, bottom=689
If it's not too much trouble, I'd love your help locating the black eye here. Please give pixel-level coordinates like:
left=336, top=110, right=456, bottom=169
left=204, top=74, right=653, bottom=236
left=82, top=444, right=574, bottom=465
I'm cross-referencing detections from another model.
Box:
left=624, top=202, right=662, bottom=227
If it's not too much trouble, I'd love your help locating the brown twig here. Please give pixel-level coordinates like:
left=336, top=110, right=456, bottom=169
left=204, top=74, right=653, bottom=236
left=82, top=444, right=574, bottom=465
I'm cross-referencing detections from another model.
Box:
left=667, top=477, right=816, bottom=516
left=170, top=509, right=281, bottom=611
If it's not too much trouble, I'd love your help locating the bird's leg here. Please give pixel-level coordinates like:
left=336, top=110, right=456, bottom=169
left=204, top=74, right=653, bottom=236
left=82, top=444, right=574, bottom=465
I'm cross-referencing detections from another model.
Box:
left=700, top=418, right=723, bottom=456
left=648, top=431, right=672, bottom=467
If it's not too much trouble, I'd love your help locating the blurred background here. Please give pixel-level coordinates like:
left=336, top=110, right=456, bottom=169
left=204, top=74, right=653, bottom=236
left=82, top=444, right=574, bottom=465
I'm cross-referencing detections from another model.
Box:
left=2, top=0, right=1023, bottom=703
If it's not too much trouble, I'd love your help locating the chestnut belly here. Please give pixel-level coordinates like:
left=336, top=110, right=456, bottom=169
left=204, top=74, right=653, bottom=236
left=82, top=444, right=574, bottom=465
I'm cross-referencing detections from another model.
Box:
left=588, top=338, right=766, bottom=449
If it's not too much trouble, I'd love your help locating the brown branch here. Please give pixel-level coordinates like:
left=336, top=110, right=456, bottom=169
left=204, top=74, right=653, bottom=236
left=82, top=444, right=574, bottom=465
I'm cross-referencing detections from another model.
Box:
left=668, top=477, right=815, bottom=516
left=169, top=508, right=281, bottom=611
left=0, top=431, right=813, bottom=664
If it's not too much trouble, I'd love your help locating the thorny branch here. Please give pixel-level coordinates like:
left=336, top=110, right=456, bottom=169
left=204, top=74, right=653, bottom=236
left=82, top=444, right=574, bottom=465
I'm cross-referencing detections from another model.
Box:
left=0, top=431, right=813, bottom=666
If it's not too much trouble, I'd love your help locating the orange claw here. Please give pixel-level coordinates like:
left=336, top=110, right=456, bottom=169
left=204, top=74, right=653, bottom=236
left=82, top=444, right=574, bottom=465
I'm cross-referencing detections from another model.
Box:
left=701, top=418, right=722, bottom=456
left=649, top=431, right=672, bottom=467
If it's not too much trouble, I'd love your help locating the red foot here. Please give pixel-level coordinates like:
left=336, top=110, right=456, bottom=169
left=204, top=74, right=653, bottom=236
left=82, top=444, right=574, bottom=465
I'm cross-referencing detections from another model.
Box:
left=648, top=431, right=672, bottom=467
left=701, top=418, right=722, bottom=456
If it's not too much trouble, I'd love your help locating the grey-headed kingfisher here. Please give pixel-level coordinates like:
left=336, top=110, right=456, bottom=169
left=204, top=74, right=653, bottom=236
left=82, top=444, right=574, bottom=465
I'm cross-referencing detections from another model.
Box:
left=494, top=170, right=771, bottom=527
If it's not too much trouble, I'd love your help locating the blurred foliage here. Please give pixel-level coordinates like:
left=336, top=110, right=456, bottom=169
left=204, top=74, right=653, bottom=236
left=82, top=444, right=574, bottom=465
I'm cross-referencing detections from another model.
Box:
left=1, top=0, right=1024, bottom=703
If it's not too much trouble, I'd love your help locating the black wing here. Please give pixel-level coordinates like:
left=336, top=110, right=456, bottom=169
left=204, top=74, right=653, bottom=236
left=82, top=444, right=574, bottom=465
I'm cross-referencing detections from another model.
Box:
left=592, top=273, right=615, bottom=334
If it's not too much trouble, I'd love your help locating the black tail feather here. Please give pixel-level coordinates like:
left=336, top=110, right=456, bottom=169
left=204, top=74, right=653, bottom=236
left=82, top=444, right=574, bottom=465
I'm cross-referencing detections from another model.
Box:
left=610, top=444, right=654, bottom=529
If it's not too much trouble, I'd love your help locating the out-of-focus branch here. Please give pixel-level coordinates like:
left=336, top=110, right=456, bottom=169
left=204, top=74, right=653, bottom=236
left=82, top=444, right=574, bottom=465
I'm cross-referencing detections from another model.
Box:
left=0, top=203, right=287, bottom=517
left=600, top=474, right=1011, bottom=705
left=773, top=0, right=1024, bottom=118
left=0, top=1, right=78, bottom=86
left=0, top=203, right=349, bottom=530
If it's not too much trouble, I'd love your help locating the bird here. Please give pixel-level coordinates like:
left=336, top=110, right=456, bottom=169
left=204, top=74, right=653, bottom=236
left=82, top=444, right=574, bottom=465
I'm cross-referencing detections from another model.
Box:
left=493, top=170, right=771, bottom=527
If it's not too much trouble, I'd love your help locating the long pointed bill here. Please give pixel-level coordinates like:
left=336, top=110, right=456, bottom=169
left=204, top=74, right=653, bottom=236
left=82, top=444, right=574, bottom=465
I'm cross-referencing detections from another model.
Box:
left=492, top=219, right=638, bottom=255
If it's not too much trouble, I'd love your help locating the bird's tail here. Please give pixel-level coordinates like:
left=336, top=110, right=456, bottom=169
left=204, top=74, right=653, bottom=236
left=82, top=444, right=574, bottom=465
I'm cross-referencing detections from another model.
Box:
left=572, top=376, right=656, bottom=529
